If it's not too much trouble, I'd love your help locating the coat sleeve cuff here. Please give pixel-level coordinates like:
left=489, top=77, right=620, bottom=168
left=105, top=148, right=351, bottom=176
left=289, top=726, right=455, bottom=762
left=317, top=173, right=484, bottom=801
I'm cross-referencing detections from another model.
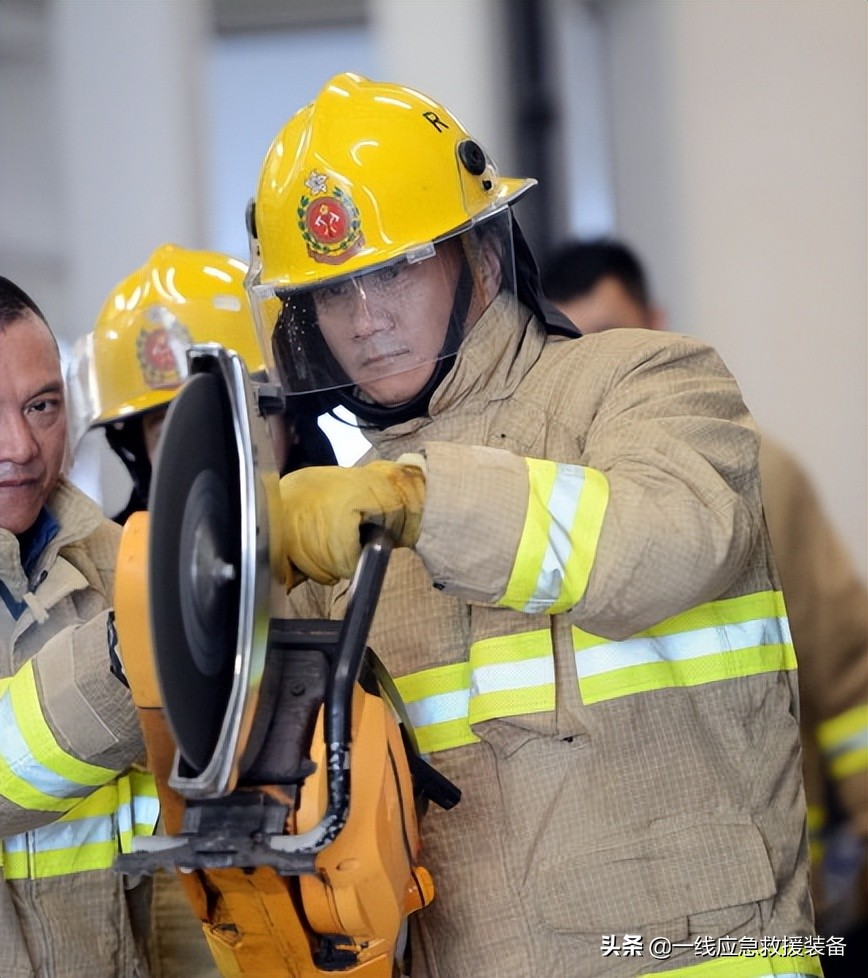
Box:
left=414, top=442, right=529, bottom=603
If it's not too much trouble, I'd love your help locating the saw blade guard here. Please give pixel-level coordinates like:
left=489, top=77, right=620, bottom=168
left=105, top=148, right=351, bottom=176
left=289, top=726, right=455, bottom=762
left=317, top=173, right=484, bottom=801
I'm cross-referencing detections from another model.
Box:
left=147, top=343, right=281, bottom=798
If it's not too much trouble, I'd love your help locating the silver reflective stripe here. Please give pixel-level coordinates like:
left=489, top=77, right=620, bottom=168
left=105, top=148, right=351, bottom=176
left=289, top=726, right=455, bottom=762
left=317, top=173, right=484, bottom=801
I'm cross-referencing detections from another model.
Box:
left=470, top=656, right=555, bottom=697
left=3, top=814, right=115, bottom=854
left=524, top=464, right=585, bottom=612
left=404, top=656, right=554, bottom=732
left=824, top=728, right=868, bottom=760
left=0, top=694, right=93, bottom=798
left=404, top=688, right=469, bottom=730
left=576, top=616, right=792, bottom=678
left=123, top=794, right=160, bottom=833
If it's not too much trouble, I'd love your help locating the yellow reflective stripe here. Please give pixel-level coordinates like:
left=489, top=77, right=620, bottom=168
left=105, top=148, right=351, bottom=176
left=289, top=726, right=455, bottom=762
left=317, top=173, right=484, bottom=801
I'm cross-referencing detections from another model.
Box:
left=0, top=690, right=104, bottom=812
left=501, top=458, right=558, bottom=607
left=2, top=842, right=120, bottom=880
left=396, top=663, right=477, bottom=753
left=414, top=718, right=478, bottom=755
left=395, top=661, right=468, bottom=704
left=817, top=704, right=868, bottom=780
left=468, top=629, right=554, bottom=725
left=397, top=593, right=796, bottom=750
left=579, top=644, right=795, bottom=705
left=828, top=747, right=868, bottom=780
left=809, top=838, right=825, bottom=866
left=0, top=775, right=159, bottom=880
left=396, top=633, right=557, bottom=753
left=128, top=768, right=159, bottom=801
left=805, top=803, right=826, bottom=835
left=554, top=467, right=608, bottom=614
left=499, top=459, right=609, bottom=614
left=10, top=659, right=117, bottom=786
left=117, top=770, right=160, bottom=852
left=655, top=953, right=823, bottom=977
left=574, top=591, right=795, bottom=704
left=805, top=803, right=826, bottom=865
left=572, top=591, right=789, bottom=651
left=57, top=782, right=119, bottom=819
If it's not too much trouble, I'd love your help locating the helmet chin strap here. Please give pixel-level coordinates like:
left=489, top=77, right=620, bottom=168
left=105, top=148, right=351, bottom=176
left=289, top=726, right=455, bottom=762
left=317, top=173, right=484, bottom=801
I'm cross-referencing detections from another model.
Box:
left=334, top=257, right=474, bottom=430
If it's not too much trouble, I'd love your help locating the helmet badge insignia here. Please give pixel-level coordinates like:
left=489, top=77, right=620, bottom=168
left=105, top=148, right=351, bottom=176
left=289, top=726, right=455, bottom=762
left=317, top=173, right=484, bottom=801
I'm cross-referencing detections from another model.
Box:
left=136, top=307, right=193, bottom=389
left=298, top=170, right=364, bottom=265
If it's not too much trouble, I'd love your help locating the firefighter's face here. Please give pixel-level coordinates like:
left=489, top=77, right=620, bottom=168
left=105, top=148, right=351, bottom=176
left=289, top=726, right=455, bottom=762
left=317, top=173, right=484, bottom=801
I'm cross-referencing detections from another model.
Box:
left=312, top=242, right=465, bottom=406
left=0, top=313, right=67, bottom=535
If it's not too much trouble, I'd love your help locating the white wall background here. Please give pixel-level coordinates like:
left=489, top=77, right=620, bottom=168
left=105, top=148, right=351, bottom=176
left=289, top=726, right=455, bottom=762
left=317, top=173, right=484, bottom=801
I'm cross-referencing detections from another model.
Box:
left=1, top=0, right=864, bottom=576
left=598, top=0, right=866, bottom=576
left=207, top=26, right=379, bottom=262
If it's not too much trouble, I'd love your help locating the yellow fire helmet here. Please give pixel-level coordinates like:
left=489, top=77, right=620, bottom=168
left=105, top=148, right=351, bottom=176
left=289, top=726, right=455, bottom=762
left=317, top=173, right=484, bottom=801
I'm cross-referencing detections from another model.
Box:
left=252, top=72, right=534, bottom=289
left=68, top=243, right=265, bottom=449
left=247, top=73, right=536, bottom=420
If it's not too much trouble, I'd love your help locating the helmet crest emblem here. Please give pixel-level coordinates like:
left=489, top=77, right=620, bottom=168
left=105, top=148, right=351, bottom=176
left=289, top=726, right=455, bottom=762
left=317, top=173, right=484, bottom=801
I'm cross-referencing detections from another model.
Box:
left=298, top=171, right=364, bottom=265
left=136, top=309, right=192, bottom=389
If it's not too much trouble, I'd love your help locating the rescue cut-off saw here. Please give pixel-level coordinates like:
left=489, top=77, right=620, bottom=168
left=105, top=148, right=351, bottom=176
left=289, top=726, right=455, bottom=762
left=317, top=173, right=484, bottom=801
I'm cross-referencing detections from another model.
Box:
left=113, top=343, right=459, bottom=977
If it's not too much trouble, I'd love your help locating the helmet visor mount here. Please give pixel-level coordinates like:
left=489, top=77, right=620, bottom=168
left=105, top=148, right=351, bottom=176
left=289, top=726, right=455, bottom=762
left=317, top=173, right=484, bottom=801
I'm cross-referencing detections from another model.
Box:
left=251, top=209, right=517, bottom=408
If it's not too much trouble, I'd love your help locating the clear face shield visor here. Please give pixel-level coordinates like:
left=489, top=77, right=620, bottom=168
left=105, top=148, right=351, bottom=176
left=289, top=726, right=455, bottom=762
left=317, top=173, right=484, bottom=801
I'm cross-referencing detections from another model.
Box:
left=65, top=332, right=99, bottom=456
left=248, top=209, right=517, bottom=408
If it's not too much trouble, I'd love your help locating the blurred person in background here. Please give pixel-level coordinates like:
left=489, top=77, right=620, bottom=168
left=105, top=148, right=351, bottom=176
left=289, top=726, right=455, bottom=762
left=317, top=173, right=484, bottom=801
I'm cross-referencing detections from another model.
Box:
left=250, top=72, right=820, bottom=977
left=1, top=275, right=156, bottom=978
left=542, top=237, right=868, bottom=975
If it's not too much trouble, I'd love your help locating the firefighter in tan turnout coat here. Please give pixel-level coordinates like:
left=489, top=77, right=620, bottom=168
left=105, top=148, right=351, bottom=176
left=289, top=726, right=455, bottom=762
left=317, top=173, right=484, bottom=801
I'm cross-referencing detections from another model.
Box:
left=248, top=74, right=822, bottom=977
left=0, top=277, right=156, bottom=978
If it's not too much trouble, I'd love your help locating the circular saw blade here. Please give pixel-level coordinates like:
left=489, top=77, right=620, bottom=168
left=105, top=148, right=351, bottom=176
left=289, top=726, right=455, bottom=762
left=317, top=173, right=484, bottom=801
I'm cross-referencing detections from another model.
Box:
left=148, top=371, right=241, bottom=773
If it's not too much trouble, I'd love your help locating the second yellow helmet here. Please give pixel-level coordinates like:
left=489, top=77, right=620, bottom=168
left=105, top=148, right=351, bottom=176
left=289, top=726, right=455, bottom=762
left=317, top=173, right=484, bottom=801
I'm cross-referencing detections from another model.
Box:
left=68, top=243, right=265, bottom=443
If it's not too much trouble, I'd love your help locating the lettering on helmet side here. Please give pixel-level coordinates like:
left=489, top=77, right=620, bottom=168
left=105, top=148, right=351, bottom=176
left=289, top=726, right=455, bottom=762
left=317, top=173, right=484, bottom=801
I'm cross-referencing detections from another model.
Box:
left=423, top=111, right=450, bottom=133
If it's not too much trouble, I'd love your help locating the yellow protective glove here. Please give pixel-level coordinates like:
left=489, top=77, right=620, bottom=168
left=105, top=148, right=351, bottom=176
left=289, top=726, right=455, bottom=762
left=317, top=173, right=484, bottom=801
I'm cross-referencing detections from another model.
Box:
left=279, top=460, right=426, bottom=586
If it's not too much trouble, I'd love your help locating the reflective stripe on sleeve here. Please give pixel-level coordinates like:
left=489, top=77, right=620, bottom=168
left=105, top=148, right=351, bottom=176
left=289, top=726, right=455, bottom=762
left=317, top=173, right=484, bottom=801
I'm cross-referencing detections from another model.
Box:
left=396, top=662, right=477, bottom=754
left=817, top=704, right=868, bottom=780
left=119, top=769, right=160, bottom=851
left=396, top=630, right=555, bottom=754
left=0, top=772, right=159, bottom=879
left=0, top=661, right=117, bottom=813
left=499, top=459, right=609, bottom=614
left=805, top=803, right=826, bottom=866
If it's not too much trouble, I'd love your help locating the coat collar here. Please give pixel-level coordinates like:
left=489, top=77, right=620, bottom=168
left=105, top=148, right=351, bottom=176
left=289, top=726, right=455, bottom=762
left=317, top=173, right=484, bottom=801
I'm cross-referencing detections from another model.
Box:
left=367, top=296, right=546, bottom=453
left=0, top=476, right=106, bottom=600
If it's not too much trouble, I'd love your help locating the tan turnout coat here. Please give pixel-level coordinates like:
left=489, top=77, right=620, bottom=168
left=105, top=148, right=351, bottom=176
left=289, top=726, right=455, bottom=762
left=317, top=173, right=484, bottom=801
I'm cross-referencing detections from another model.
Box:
left=759, top=436, right=868, bottom=927
left=0, top=479, right=150, bottom=978
left=287, top=299, right=815, bottom=977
